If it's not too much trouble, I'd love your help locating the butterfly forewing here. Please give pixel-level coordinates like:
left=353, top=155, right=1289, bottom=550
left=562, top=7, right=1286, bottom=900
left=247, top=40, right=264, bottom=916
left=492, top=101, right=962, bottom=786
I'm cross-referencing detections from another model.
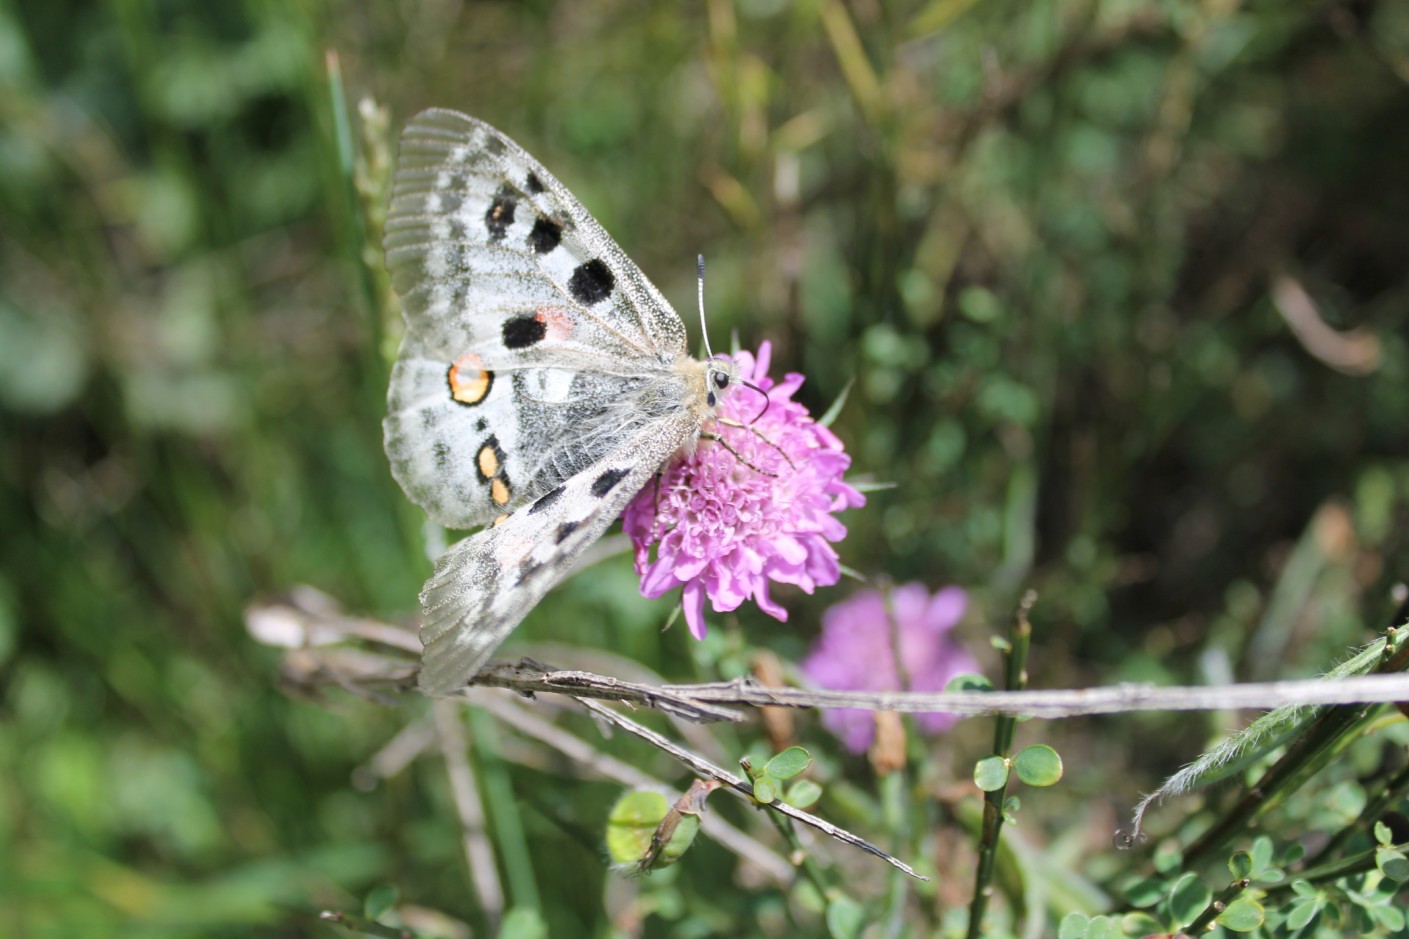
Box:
left=383, top=109, right=689, bottom=527
left=381, top=109, right=727, bottom=694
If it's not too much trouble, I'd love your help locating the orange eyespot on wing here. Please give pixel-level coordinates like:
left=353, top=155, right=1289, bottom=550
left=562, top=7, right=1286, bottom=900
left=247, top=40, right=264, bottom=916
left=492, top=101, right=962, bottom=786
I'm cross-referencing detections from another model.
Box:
left=448, top=354, right=493, bottom=406
left=490, top=477, right=512, bottom=506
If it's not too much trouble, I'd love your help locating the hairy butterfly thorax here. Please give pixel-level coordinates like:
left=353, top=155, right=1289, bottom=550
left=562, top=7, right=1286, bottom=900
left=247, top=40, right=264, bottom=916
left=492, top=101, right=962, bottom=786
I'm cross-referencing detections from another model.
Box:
left=382, top=109, right=744, bottom=695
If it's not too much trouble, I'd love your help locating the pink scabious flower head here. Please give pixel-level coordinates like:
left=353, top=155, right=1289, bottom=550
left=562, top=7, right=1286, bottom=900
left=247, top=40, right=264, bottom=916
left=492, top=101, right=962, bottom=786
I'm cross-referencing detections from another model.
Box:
left=801, top=584, right=978, bottom=754
left=622, top=341, right=865, bottom=640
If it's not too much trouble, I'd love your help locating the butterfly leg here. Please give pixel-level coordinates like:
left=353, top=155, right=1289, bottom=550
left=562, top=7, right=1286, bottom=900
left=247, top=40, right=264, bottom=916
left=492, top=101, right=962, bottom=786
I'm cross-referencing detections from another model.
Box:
left=698, top=430, right=780, bottom=478
left=712, top=417, right=796, bottom=471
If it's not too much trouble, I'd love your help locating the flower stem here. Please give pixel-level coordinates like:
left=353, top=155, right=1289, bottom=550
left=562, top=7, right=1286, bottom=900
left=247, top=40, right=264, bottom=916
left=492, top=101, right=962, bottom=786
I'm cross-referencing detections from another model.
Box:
left=966, top=590, right=1036, bottom=939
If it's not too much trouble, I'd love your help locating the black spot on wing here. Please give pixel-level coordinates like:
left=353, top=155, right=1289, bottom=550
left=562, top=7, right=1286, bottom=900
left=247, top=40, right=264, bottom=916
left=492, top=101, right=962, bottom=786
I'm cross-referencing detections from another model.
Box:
left=591, top=467, right=629, bottom=498
left=555, top=521, right=580, bottom=544
left=528, top=484, right=565, bottom=515
left=433, top=440, right=451, bottom=470
left=502, top=314, right=547, bottom=349
left=475, top=418, right=488, bottom=432
left=568, top=259, right=615, bottom=306
left=528, top=216, right=562, bottom=255
left=525, top=172, right=545, bottom=195
left=485, top=185, right=517, bottom=242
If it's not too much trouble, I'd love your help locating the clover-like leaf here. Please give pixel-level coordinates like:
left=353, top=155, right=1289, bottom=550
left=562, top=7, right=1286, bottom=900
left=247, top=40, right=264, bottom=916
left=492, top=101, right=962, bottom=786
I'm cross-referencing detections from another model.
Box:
left=1013, top=744, right=1063, bottom=787
left=1166, top=872, right=1211, bottom=925
left=1122, top=875, right=1167, bottom=908
left=764, top=746, right=813, bottom=781
left=1057, top=912, right=1088, bottom=939
left=752, top=776, right=778, bottom=804
left=785, top=779, right=823, bottom=810
left=974, top=755, right=1009, bottom=791
left=826, top=895, right=865, bottom=939
left=1216, top=896, right=1265, bottom=932
left=1228, top=850, right=1253, bottom=880
left=1376, top=846, right=1409, bottom=882
left=945, top=672, right=993, bottom=693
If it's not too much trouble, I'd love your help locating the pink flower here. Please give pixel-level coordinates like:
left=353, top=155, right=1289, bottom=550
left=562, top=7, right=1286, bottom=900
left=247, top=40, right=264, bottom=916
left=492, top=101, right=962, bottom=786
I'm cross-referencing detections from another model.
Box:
left=622, top=342, right=864, bottom=639
left=801, top=584, right=978, bottom=754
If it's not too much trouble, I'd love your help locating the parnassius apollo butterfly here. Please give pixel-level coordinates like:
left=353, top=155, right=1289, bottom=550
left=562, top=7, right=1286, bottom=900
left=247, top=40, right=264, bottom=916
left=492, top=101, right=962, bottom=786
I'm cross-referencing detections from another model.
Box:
left=384, top=109, right=743, bottom=697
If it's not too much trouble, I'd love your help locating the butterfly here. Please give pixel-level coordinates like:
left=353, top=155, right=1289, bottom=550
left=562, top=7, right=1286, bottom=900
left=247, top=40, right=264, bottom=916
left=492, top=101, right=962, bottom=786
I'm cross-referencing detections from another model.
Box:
left=383, top=109, right=741, bottom=696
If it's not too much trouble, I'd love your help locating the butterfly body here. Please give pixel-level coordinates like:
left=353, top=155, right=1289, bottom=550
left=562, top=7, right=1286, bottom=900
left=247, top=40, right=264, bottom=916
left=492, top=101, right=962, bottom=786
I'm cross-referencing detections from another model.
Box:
left=382, top=110, right=737, bottom=696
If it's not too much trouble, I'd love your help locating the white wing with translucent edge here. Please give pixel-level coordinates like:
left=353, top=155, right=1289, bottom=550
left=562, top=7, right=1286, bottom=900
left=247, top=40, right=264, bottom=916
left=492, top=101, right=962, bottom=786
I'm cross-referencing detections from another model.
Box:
left=383, top=109, right=688, bottom=528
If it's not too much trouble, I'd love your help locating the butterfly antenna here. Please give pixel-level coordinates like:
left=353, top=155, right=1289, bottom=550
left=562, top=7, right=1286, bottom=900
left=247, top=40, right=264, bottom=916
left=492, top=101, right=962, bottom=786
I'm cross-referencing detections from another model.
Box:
left=697, top=254, right=715, bottom=360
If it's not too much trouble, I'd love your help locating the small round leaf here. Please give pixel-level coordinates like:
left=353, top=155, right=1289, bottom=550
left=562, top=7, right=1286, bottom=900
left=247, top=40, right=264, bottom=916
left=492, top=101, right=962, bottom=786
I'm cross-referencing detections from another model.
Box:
left=785, top=779, right=823, bottom=809
left=945, top=673, right=993, bottom=693
left=752, top=776, right=778, bottom=804
left=825, top=896, right=865, bottom=939
left=764, top=746, right=813, bottom=781
left=1166, top=872, right=1211, bottom=925
left=974, top=756, right=1009, bottom=791
left=1377, top=847, right=1409, bottom=882
left=1228, top=850, right=1253, bottom=880
left=1216, top=897, right=1265, bottom=932
left=605, top=790, right=668, bottom=866
left=1012, top=745, right=1063, bottom=787
left=1122, top=875, right=1166, bottom=908
left=1057, top=912, right=1089, bottom=939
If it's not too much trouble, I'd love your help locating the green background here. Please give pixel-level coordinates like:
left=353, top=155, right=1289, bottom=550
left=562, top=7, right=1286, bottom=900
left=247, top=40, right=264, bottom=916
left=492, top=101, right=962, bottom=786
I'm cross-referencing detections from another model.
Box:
left=3, top=0, right=1407, bottom=935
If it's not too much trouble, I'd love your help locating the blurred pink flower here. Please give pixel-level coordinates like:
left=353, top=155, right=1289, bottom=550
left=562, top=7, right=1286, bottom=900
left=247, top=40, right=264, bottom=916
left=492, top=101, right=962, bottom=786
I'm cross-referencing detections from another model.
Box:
left=623, top=342, right=864, bottom=639
left=802, top=584, right=978, bottom=753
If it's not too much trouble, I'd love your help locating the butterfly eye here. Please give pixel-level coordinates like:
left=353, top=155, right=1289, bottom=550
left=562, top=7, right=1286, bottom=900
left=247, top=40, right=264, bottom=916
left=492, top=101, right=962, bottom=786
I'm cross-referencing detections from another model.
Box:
left=712, top=371, right=730, bottom=389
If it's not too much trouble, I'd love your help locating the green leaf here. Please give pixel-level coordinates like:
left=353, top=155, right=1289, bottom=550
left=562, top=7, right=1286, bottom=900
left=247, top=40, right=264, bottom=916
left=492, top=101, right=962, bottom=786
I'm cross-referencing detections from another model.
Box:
left=1012, top=744, right=1063, bottom=786
left=1057, top=911, right=1089, bottom=939
left=752, top=776, right=778, bottom=804
left=1084, top=915, right=1117, bottom=939
left=657, top=813, right=701, bottom=867
left=1228, top=850, right=1253, bottom=880
left=825, top=896, right=865, bottom=939
left=973, top=755, right=1009, bottom=791
left=362, top=884, right=398, bottom=921
left=1286, top=896, right=1322, bottom=930
left=1376, top=847, right=1409, bottom=882
left=1153, top=847, right=1182, bottom=875
left=1120, top=912, right=1165, bottom=935
left=1374, top=820, right=1393, bottom=846
left=1249, top=835, right=1274, bottom=874
left=764, top=746, right=813, bottom=781
left=785, top=779, right=823, bottom=810
left=945, top=672, right=993, bottom=692
left=500, top=907, right=548, bottom=939
left=1166, top=872, right=1211, bottom=926
left=1216, top=896, right=1264, bottom=932
left=817, top=377, right=854, bottom=428
left=1373, top=904, right=1405, bottom=931
left=605, top=790, right=668, bottom=866
left=1122, top=876, right=1167, bottom=908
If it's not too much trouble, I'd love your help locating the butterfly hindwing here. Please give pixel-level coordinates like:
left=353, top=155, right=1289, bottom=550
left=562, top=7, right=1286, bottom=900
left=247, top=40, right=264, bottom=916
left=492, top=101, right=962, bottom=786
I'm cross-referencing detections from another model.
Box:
left=383, top=109, right=688, bottom=527
left=416, top=414, right=700, bottom=696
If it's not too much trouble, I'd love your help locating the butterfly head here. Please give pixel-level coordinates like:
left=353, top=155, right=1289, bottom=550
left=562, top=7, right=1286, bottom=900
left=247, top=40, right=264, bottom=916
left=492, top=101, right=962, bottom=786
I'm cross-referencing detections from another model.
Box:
left=704, top=358, right=739, bottom=410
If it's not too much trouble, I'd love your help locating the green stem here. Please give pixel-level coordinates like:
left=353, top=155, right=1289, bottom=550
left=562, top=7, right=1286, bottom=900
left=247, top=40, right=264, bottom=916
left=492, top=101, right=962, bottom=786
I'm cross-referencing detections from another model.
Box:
left=966, top=591, right=1036, bottom=939
left=1185, top=878, right=1251, bottom=933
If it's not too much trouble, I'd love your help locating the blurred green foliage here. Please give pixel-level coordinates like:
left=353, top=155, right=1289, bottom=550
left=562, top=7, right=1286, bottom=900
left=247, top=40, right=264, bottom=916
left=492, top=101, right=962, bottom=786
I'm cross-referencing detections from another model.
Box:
left=2, top=0, right=1407, bottom=936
